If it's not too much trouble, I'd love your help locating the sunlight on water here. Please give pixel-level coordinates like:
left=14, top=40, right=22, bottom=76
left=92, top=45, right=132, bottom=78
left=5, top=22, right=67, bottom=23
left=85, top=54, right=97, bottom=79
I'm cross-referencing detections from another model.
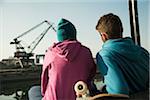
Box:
left=0, top=95, right=16, bottom=100
left=0, top=91, right=23, bottom=100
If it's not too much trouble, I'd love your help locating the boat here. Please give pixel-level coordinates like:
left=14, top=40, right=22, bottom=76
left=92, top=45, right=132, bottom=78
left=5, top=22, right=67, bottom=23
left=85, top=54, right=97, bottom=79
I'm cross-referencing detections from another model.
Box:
left=0, top=20, right=55, bottom=99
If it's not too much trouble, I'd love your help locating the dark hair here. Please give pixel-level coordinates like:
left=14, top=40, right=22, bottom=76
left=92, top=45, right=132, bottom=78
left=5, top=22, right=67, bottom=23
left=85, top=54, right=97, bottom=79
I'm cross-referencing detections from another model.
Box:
left=96, top=13, right=123, bottom=39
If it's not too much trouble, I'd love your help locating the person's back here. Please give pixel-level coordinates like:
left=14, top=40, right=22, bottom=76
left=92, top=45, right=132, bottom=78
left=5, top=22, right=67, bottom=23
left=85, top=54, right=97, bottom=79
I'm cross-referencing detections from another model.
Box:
left=41, top=18, right=96, bottom=100
left=95, top=13, right=149, bottom=95
left=96, top=37, right=149, bottom=94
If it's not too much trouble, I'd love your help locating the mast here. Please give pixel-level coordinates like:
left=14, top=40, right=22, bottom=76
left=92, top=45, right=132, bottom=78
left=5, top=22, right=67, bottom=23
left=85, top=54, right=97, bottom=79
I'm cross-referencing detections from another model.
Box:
left=128, top=0, right=141, bottom=46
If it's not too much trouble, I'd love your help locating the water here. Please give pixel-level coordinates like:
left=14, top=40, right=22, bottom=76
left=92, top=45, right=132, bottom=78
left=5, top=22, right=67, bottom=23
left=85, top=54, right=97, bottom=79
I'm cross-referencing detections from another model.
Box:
left=0, top=91, right=25, bottom=100
left=0, top=94, right=16, bottom=100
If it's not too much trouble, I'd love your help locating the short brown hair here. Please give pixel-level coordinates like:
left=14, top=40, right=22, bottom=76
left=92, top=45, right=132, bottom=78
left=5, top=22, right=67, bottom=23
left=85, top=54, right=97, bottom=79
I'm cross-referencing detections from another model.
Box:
left=96, top=13, right=123, bottom=38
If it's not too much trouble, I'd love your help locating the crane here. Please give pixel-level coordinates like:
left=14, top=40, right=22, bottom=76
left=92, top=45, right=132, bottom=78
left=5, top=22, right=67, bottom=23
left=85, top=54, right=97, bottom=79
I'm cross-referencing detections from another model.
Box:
left=10, top=20, right=56, bottom=60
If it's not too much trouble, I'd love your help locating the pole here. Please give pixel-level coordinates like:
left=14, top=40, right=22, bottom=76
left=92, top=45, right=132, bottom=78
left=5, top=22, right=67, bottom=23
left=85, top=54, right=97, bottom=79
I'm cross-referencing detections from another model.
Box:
left=128, top=0, right=141, bottom=46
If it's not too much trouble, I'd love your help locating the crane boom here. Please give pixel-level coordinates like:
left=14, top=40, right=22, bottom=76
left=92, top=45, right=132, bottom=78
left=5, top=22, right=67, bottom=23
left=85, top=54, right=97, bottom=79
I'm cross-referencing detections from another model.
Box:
left=14, top=20, right=47, bottom=40
left=10, top=20, right=56, bottom=59
left=45, top=20, right=56, bottom=32
left=30, top=25, right=53, bottom=53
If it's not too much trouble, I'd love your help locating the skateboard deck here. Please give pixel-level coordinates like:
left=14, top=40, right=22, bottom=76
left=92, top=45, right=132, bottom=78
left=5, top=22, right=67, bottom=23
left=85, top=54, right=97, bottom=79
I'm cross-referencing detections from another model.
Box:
left=87, top=93, right=129, bottom=100
left=74, top=81, right=129, bottom=100
left=76, top=93, right=129, bottom=100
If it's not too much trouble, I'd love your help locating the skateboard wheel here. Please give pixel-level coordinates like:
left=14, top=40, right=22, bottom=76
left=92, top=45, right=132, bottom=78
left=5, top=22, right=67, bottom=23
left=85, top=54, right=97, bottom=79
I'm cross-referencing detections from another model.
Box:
left=74, top=81, right=88, bottom=95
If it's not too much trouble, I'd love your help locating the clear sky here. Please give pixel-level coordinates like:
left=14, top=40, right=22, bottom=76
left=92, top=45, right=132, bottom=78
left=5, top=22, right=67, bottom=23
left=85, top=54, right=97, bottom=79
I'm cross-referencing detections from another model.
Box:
left=0, top=0, right=150, bottom=61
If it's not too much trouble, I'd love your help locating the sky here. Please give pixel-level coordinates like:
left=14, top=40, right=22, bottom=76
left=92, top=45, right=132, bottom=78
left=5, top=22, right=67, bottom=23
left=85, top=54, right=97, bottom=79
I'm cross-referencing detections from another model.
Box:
left=0, top=0, right=150, bottom=61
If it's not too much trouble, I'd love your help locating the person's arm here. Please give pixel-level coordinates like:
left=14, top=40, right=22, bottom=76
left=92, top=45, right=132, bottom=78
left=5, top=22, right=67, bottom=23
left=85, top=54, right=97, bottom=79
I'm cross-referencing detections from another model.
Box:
left=41, top=49, right=53, bottom=96
left=88, top=50, right=99, bottom=96
left=41, top=65, right=49, bottom=96
left=96, top=52, right=108, bottom=76
left=97, top=51, right=129, bottom=95
left=86, top=48, right=97, bottom=80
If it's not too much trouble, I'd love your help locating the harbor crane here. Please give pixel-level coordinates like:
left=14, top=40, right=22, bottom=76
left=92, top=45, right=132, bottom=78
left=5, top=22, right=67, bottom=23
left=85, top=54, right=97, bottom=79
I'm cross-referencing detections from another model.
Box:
left=10, top=20, right=56, bottom=60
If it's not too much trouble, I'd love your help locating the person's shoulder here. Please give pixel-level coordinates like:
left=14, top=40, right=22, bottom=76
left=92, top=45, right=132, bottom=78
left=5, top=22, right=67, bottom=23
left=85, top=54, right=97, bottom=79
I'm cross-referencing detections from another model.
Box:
left=98, top=48, right=112, bottom=58
left=71, top=41, right=89, bottom=51
left=78, top=43, right=91, bottom=51
left=82, top=45, right=90, bottom=50
left=79, top=45, right=94, bottom=57
left=140, top=47, right=149, bottom=55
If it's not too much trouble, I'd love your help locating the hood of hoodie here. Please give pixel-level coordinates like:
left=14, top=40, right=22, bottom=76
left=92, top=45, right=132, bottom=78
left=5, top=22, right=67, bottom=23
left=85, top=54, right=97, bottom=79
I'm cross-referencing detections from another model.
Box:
left=102, top=37, right=142, bottom=61
left=48, top=40, right=81, bottom=62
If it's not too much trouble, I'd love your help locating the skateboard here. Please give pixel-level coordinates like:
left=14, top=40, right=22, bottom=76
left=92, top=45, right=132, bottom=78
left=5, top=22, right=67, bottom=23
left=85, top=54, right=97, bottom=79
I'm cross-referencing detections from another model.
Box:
left=74, top=81, right=129, bottom=100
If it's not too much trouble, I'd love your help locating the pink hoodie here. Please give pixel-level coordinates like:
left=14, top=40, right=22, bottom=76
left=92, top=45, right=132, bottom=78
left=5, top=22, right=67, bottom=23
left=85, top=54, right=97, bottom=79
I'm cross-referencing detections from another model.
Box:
left=41, top=40, right=96, bottom=100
